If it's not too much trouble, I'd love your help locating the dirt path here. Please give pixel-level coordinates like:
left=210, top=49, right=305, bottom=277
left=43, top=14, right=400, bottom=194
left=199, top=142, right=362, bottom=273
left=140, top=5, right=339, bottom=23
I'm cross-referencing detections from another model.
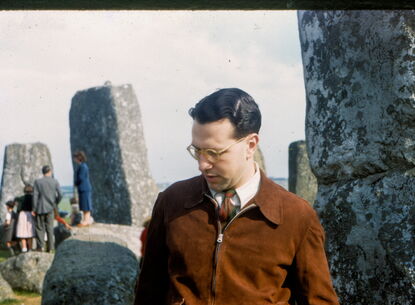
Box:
left=14, top=294, right=41, bottom=305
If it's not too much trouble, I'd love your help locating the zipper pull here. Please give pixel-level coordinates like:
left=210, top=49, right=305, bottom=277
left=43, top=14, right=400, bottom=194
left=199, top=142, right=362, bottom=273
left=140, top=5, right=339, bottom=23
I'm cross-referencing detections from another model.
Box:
left=217, top=233, right=223, bottom=243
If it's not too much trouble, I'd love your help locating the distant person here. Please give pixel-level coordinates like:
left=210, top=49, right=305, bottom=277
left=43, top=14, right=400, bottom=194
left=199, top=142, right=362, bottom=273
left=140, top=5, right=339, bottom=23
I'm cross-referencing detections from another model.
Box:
left=73, top=151, right=93, bottom=227
left=3, top=200, right=18, bottom=256
left=33, top=165, right=63, bottom=252
left=53, top=208, right=72, bottom=231
left=16, top=185, right=35, bottom=253
left=69, top=197, right=82, bottom=226
left=139, top=217, right=151, bottom=267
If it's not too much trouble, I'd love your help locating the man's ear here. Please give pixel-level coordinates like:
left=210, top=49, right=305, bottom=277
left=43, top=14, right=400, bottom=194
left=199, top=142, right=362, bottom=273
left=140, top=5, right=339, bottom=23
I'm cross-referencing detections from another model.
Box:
left=246, top=134, right=259, bottom=159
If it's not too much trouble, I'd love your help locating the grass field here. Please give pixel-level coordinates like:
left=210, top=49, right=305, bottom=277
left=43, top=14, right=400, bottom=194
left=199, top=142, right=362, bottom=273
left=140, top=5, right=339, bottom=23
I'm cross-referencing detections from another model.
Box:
left=0, top=249, right=9, bottom=263
left=0, top=290, right=41, bottom=305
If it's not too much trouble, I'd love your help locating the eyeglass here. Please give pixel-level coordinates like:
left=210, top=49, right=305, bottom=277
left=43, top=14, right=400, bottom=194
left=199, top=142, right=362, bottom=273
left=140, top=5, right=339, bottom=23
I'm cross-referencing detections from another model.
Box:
left=187, top=136, right=247, bottom=163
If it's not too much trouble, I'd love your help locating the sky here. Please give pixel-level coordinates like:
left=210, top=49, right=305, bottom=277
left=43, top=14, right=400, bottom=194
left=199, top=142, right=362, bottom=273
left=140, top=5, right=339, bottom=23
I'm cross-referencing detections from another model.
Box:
left=0, top=11, right=306, bottom=186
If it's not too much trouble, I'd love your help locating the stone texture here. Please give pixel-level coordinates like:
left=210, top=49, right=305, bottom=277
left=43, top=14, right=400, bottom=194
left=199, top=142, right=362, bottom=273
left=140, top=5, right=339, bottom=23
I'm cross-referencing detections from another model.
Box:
left=299, top=10, right=415, bottom=184
left=56, top=223, right=142, bottom=257
left=298, top=10, right=415, bottom=304
left=0, top=273, right=15, bottom=302
left=0, top=143, right=52, bottom=222
left=288, top=140, right=317, bottom=204
left=54, top=223, right=72, bottom=249
left=0, top=252, right=54, bottom=293
left=42, top=233, right=139, bottom=305
left=69, top=83, right=158, bottom=226
left=254, top=145, right=266, bottom=174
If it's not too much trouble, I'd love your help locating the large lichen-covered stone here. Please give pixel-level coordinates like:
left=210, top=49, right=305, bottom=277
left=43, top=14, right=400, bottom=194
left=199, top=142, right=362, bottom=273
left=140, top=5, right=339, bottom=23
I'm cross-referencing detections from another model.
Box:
left=0, top=273, right=14, bottom=302
left=288, top=140, right=317, bottom=204
left=0, top=143, right=53, bottom=222
left=299, top=10, right=415, bottom=184
left=69, top=83, right=158, bottom=226
left=42, top=234, right=139, bottom=305
left=0, top=252, right=54, bottom=293
left=298, top=10, right=415, bottom=304
left=317, top=172, right=415, bottom=304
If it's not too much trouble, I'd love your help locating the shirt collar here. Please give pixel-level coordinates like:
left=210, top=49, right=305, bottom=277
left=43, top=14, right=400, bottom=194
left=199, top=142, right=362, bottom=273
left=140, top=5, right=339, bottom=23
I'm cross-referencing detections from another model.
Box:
left=185, top=170, right=284, bottom=225
left=209, top=162, right=261, bottom=208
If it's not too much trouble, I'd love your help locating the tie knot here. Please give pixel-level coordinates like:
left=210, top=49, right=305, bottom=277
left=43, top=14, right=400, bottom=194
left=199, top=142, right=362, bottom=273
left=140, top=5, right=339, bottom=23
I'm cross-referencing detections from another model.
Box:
left=224, top=189, right=236, bottom=198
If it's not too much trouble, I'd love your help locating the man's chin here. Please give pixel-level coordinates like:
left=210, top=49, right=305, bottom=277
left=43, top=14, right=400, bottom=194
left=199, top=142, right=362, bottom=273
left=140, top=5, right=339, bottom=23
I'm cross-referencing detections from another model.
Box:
left=205, top=179, right=227, bottom=192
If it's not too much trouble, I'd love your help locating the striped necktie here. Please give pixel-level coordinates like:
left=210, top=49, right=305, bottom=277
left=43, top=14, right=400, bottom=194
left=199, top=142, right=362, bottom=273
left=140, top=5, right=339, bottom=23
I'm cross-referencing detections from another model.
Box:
left=219, top=189, right=237, bottom=223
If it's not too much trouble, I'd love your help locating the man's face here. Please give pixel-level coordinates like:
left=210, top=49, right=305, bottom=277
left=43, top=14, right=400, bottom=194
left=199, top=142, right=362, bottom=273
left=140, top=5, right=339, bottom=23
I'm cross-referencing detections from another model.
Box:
left=191, top=118, right=257, bottom=192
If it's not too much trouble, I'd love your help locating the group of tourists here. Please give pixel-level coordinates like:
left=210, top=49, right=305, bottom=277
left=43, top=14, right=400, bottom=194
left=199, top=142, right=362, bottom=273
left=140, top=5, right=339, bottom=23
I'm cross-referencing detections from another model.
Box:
left=1, top=150, right=93, bottom=256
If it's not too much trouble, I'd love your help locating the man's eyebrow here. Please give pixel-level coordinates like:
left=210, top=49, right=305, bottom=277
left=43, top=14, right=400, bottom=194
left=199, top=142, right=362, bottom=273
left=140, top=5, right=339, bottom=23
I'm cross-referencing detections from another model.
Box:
left=191, top=144, right=216, bottom=151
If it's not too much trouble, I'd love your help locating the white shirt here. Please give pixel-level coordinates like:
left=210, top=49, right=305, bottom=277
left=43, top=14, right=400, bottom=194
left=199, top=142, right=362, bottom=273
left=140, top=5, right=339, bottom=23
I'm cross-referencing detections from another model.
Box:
left=6, top=211, right=12, bottom=221
left=210, top=163, right=261, bottom=209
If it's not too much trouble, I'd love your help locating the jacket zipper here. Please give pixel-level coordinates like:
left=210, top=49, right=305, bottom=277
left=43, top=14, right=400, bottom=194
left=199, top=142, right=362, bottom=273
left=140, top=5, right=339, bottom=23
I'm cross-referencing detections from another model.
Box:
left=205, top=194, right=221, bottom=305
left=206, top=192, right=255, bottom=305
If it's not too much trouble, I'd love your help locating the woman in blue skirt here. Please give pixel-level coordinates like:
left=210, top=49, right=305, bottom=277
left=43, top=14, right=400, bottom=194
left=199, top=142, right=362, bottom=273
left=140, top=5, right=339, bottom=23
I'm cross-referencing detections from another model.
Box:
left=73, top=151, right=93, bottom=227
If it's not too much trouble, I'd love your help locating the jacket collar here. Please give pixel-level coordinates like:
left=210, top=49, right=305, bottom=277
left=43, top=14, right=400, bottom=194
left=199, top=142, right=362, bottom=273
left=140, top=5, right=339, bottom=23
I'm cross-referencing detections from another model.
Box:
left=184, top=170, right=283, bottom=225
left=183, top=175, right=208, bottom=209
left=252, top=170, right=283, bottom=225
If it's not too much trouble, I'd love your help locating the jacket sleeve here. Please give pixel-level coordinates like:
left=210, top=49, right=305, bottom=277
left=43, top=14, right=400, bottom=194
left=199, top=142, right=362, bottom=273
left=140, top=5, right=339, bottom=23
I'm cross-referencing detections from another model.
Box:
left=293, top=211, right=340, bottom=305
left=55, top=180, right=63, bottom=204
left=134, top=192, right=169, bottom=305
left=74, top=166, right=80, bottom=186
left=32, top=181, right=39, bottom=212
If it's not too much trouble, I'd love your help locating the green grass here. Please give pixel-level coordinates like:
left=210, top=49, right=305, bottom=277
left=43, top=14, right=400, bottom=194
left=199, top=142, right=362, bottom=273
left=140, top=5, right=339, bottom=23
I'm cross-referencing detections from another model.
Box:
left=59, top=197, right=71, bottom=214
left=0, top=290, right=41, bottom=305
left=0, top=249, right=10, bottom=263
left=0, top=299, right=20, bottom=305
left=14, top=290, right=40, bottom=298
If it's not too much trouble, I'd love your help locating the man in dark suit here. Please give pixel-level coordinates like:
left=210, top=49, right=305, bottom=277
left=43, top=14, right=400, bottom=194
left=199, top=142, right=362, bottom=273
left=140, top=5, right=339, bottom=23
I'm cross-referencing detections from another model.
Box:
left=33, top=165, right=62, bottom=252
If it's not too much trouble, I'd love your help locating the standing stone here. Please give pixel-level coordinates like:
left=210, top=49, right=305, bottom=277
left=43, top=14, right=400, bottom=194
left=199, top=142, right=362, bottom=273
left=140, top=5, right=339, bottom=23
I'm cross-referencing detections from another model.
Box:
left=298, top=10, right=415, bottom=304
left=254, top=145, right=266, bottom=174
left=288, top=140, right=317, bottom=204
left=69, top=83, right=158, bottom=226
left=0, top=143, right=53, bottom=222
left=42, top=234, right=139, bottom=305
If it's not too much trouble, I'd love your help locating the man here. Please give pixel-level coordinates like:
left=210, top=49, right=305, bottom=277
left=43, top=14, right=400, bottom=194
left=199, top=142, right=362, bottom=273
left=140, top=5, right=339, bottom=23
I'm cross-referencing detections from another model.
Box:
left=33, top=165, right=62, bottom=252
left=135, top=88, right=339, bottom=305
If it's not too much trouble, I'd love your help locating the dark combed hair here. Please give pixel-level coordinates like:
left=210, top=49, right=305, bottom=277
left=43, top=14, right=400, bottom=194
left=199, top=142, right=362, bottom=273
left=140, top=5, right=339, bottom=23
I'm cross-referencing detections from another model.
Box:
left=188, top=88, right=261, bottom=138
left=23, top=184, right=33, bottom=194
left=5, top=200, right=15, bottom=208
left=42, top=165, right=51, bottom=175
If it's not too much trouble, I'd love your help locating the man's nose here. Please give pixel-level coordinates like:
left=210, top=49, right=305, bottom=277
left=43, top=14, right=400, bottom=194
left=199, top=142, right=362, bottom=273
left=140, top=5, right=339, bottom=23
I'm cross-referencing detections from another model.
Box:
left=198, top=155, right=213, bottom=171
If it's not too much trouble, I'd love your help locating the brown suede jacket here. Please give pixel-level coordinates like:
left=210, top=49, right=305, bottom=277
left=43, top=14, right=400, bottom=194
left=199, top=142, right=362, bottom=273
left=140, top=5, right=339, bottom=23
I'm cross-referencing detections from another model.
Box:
left=135, top=171, right=339, bottom=305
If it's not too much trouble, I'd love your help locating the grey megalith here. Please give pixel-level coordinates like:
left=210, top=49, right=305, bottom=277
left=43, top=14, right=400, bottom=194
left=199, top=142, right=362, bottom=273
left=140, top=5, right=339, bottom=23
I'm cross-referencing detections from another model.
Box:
left=0, top=143, right=52, bottom=223
left=69, top=83, right=158, bottom=226
left=298, top=10, right=415, bottom=304
left=288, top=140, right=317, bottom=204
